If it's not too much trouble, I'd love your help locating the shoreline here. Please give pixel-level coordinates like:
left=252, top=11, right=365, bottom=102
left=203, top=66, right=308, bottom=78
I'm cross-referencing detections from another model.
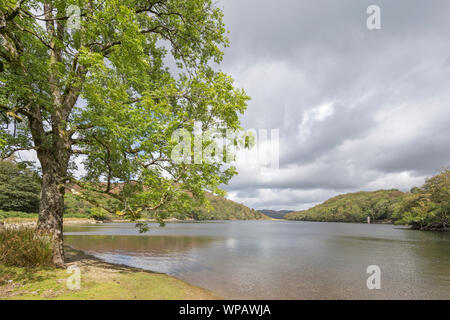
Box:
left=286, top=219, right=450, bottom=231
left=1, top=217, right=271, bottom=228
left=4, top=217, right=446, bottom=233
left=0, top=245, right=220, bottom=300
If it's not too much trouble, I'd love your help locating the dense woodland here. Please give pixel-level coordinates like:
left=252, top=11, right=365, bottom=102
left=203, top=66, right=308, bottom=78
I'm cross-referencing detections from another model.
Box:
left=285, top=190, right=405, bottom=223
left=0, top=160, right=40, bottom=213
left=63, top=187, right=268, bottom=221
left=286, top=168, right=449, bottom=231
left=1, top=160, right=448, bottom=230
left=185, top=193, right=268, bottom=220
left=0, top=160, right=267, bottom=221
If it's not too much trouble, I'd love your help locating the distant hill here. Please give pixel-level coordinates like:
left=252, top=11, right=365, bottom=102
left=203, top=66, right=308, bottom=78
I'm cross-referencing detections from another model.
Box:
left=64, top=188, right=269, bottom=221
left=186, top=193, right=270, bottom=221
left=258, top=210, right=293, bottom=219
left=285, top=190, right=406, bottom=223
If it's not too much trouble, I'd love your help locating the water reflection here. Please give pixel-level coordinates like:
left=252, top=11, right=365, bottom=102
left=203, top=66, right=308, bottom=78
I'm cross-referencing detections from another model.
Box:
left=65, top=233, right=220, bottom=275
left=64, top=221, right=450, bottom=299
left=65, top=234, right=219, bottom=256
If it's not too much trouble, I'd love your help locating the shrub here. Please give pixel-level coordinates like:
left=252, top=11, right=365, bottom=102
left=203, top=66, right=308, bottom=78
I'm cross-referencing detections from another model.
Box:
left=89, top=207, right=111, bottom=222
left=0, top=227, right=53, bottom=268
left=0, top=161, right=40, bottom=213
left=64, top=193, right=92, bottom=217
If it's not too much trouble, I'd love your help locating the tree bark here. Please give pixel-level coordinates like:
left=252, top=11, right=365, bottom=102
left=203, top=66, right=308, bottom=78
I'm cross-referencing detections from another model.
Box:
left=36, top=155, right=67, bottom=267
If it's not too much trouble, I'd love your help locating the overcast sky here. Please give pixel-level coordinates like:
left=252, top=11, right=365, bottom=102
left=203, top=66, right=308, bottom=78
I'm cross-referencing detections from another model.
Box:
left=217, top=0, right=450, bottom=210
left=16, top=1, right=450, bottom=212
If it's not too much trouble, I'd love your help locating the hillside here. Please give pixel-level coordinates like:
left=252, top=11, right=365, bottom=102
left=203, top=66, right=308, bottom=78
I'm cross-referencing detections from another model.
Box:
left=64, top=189, right=268, bottom=222
left=258, top=210, right=292, bottom=219
left=285, top=190, right=406, bottom=223
left=0, top=161, right=268, bottom=221
left=185, top=193, right=269, bottom=221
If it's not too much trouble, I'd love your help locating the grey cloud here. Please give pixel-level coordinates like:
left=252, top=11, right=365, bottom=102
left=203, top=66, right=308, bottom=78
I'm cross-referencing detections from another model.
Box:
left=216, top=0, right=450, bottom=209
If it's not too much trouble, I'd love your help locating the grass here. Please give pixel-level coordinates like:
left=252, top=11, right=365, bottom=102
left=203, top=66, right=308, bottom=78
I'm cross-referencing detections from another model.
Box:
left=0, top=209, right=93, bottom=220
left=0, top=227, right=53, bottom=268
left=0, top=247, right=218, bottom=300
left=0, top=228, right=217, bottom=300
left=0, top=210, right=38, bottom=220
left=1, top=217, right=96, bottom=225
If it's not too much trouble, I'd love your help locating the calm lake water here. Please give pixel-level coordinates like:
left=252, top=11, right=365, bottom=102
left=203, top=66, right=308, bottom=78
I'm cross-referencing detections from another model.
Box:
left=64, top=221, right=450, bottom=299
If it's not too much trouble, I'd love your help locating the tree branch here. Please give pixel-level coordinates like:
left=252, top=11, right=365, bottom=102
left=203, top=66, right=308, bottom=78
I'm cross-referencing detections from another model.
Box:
left=0, top=0, right=29, bottom=31
left=1, top=146, right=36, bottom=160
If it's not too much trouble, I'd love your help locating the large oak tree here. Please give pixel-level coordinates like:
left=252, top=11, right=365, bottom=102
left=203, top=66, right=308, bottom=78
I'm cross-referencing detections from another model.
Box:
left=0, top=0, right=248, bottom=266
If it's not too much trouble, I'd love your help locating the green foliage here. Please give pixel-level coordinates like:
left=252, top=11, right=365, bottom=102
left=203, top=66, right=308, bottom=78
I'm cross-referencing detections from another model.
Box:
left=0, top=161, right=40, bottom=213
left=0, top=264, right=46, bottom=286
left=0, top=228, right=53, bottom=268
left=63, top=193, right=94, bottom=218
left=285, top=190, right=405, bottom=223
left=0, top=247, right=218, bottom=300
left=89, top=207, right=110, bottom=222
left=0, top=0, right=250, bottom=229
left=0, top=210, right=38, bottom=219
left=184, top=193, right=268, bottom=221
left=135, top=221, right=150, bottom=233
left=396, top=168, right=449, bottom=230
left=286, top=169, right=450, bottom=231
left=62, top=187, right=266, bottom=221
left=5, top=183, right=266, bottom=223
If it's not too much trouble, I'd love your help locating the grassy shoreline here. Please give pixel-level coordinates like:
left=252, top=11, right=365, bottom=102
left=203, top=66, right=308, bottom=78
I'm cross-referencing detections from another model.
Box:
left=1, top=216, right=274, bottom=226
left=0, top=246, right=219, bottom=300
left=0, top=217, right=189, bottom=227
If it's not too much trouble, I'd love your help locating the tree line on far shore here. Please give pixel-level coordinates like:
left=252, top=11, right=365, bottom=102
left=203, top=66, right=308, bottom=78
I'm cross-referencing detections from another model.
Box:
left=285, top=168, right=449, bottom=231
left=1, top=160, right=448, bottom=230
left=0, top=160, right=266, bottom=222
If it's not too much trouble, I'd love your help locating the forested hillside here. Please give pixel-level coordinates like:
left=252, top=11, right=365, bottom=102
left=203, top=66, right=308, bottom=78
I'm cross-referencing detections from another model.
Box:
left=394, top=168, right=449, bottom=230
left=1, top=160, right=447, bottom=229
left=285, top=190, right=405, bottom=223
left=286, top=168, right=449, bottom=231
left=0, top=160, right=266, bottom=221
left=64, top=189, right=268, bottom=221
left=186, top=193, right=268, bottom=220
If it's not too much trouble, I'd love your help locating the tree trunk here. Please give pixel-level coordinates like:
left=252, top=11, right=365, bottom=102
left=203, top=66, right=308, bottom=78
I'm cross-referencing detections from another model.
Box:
left=36, top=157, right=67, bottom=267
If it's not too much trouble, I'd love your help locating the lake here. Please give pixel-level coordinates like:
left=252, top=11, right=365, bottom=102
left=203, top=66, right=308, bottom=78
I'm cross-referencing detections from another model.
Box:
left=64, top=221, right=450, bottom=299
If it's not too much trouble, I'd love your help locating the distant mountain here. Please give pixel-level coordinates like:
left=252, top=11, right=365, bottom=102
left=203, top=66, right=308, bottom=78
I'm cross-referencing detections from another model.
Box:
left=285, top=190, right=405, bottom=223
left=258, top=210, right=293, bottom=219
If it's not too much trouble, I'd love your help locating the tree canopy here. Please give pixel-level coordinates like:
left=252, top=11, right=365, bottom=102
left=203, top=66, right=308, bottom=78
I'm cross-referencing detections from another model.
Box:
left=0, top=0, right=249, bottom=264
left=285, top=190, right=405, bottom=223
left=0, top=160, right=40, bottom=212
left=0, top=0, right=248, bottom=216
left=396, top=168, right=449, bottom=230
left=285, top=169, right=449, bottom=231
